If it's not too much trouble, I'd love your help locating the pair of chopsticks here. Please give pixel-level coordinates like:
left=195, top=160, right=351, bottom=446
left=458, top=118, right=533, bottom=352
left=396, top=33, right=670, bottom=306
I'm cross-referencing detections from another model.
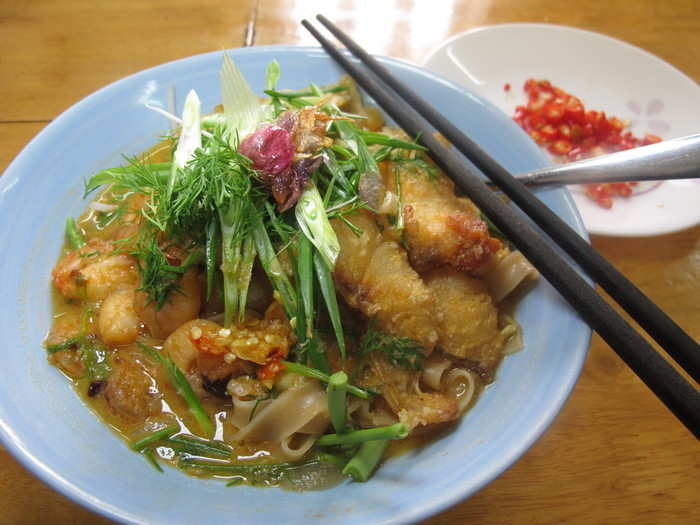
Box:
left=302, top=16, right=700, bottom=438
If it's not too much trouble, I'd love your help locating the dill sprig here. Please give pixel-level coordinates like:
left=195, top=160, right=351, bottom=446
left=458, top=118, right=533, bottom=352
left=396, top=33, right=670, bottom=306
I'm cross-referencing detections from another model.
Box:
left=131, top=235, right=202, bottom=309
left=84, top=158, right=169, bottom=231
left=359, top=321, right=425, bottom=370
left=166, top=130, right=261, bottom=240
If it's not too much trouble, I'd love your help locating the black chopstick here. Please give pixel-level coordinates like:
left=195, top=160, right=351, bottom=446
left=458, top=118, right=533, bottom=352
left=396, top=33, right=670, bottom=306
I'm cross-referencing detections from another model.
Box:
left=302, top=18, right=700, bottom=438
left=314, top=14, right=700, bottom=386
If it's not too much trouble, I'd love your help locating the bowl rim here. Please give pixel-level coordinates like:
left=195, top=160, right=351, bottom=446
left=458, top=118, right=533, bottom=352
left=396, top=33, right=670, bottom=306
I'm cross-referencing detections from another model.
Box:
left=0, top=44, right=591, bottom=525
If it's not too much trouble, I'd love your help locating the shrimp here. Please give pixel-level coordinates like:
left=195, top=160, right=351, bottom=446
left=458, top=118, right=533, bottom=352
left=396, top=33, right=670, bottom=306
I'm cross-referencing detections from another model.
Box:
left=98, top=288, right=141, bottom=347
left=163, top=305, right=293, bottom=397
left=51, top=239, right=139, bottom=301
left=163, top=319, right=254, bottom=398
left=134, top=268, right=202, bottom=339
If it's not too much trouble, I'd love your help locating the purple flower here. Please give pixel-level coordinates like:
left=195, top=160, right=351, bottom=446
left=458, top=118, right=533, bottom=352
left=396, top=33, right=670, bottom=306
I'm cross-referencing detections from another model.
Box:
left=239, top=125, right=295, bottom=175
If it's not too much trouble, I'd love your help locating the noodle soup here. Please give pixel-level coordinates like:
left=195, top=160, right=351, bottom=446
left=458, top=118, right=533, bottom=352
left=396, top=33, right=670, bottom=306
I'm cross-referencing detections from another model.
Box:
left=44, top=54, right=537, bottom=488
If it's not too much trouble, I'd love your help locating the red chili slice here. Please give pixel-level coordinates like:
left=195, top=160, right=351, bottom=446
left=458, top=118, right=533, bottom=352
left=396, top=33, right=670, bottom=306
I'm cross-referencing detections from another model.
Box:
left=512, top=78, right=664, bottom=208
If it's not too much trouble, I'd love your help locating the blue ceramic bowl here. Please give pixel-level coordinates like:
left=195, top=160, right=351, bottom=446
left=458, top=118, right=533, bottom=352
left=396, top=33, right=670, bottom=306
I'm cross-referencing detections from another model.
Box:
left=0, top=46, right=590, bottom=524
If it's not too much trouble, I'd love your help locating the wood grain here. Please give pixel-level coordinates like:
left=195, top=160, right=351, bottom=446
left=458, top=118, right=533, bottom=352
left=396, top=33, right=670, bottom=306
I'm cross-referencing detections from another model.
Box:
left=0, top=0, right=252, bottom=121
left=0, top=1, right=698, bottom=524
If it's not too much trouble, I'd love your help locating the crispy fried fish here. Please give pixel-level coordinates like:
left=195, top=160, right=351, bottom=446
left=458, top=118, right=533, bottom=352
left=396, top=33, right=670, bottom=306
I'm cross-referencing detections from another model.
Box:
left=423, top=268, right=507, bottom=368
left=332, top=210, right=439, bottom=352
left=393, top=164, right=503, bottom=275
left=359, top=352, right=458, bottom=429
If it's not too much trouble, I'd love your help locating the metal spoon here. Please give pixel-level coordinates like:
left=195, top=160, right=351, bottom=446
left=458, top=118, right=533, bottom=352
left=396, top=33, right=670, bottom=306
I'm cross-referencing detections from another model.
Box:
left=513, top=133, right=700, bottom=186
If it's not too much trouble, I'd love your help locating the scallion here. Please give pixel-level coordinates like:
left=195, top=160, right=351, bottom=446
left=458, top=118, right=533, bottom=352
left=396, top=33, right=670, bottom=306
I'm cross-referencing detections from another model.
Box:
left=327, top=371, right=348, bottom=434
left=130, top=425, right=180, bottom=451
left=65, top=217, right=86, bottom=249
left=317, top=423, right=408, bottom=446
left=281, top=360, right=373, bottom=399
left=205, top=218, right=219, bottom=302
left=295, top=184, right=340, bottom=270
left=313, top=252, right=346, bottom=359
left=342, top=439, right=390, bottom=482
left=163, top=435, right=232, bottom=459
left=138, top=343, right=214, bottom=437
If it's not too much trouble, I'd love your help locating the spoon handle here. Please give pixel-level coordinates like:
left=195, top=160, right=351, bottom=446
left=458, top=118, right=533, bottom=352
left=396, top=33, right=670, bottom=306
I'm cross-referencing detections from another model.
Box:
left=515, top=134, right=700, bottom=186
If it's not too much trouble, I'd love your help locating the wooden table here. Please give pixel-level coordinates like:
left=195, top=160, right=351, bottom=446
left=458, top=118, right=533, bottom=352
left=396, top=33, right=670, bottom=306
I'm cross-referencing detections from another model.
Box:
left=1, top=1, right=698, bottom=523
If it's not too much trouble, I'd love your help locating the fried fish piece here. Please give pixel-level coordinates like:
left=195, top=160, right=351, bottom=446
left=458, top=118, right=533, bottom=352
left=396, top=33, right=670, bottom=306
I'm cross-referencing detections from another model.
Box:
left=359, top=352, right=458, bottom=430
left=423, top=268, right=507, bottom=369
left=392, top=164, right=503, bottom=275
left=332, top=210, right=439, bottom=352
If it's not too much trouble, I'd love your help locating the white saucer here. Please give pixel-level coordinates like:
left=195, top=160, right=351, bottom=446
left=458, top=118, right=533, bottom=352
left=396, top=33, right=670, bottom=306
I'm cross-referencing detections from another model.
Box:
left=424, top=23, right=700, bottom=237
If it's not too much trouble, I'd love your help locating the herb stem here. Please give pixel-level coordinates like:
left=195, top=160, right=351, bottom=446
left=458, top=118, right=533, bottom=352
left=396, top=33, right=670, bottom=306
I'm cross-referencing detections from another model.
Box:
left=281, top=360, right=373, bottom=399
left=317, top=423, right=408, bottom=446
left=142, top=448, right=164, bottom=473
left=130, top=425, right=180, bottom=451
left=263, top=86, right=347, bottom=99
left=138, top=343, right=214, bottom=437
left=342, top=439, right=390, bottom=482
left=163, top=436, right=233, bottom=459
left=179, top=457, right=318, bottom=473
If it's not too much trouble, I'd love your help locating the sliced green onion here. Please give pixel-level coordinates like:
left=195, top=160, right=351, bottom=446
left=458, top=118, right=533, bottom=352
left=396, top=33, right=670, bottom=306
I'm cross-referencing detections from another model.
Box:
left=298, top=235, right=314, bottom=340
left=138, top=343, right=214, bottom=437
left=281, top=361, right=373, bottom=399
left=265, top=60, right=284, bottom=118
left=393, top=167, right=404, bottom=231
left=130, top=425, right=180, bottom=451
left=263, top=85, right=347, bottom=99
left=313, top=252, right=346, bottom=359
left=265, top=60, right=281, bottom=91
left=317, top=451, right=349, bottom=469
left=220, top=52, right=263, bottom=144
left=163, top=436, right=232, bottom=459
left=327, top=371, right=348, bottom=434
left=333, top=120, right=385, bottom=210
left=65, top=217, right=86, bottom=249
left=172, top=90, right=202, bottom=166
left=317, top=423, right=408, bottom=446
left=205, top=218, right=219, bottom=302
left=251, top=213, right=297, bottom=317
left=236, top=235, right=256, bottom=323
left=142, top=448, right=164, bottom=473
left=295, top=184, right=340, bottom=270
left=358, top=130, right=427, bottom=151
left=179, top=457, right=317, bottom=474
left=330, top=144, right=355, bottom=160
left=342, top=439, right=389, bottom=482
left=219, top=206, right=243, bottom=328
left=305, top=338, right=331, bottom=375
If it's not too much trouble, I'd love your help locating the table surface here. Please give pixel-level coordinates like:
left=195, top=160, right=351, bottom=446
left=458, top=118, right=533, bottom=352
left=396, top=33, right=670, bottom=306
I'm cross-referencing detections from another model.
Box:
left=1, top=1, right=698, bottom=523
